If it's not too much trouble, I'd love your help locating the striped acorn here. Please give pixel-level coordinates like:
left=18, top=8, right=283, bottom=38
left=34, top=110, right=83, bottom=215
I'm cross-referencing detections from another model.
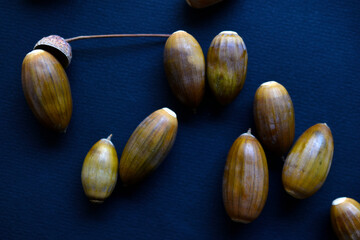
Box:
left=22, top=35, right=72, bottom=132
left=22, top=33, right=170, bottom=132
left=186, top=0, right=223, bottom=8
left=223, top=130, right=269, bottom=223
left=282, top=123, right=334, bottom=199
left=331, top=197, right=360, bottom=240
left=253, top=81, right=295, bottom=156
left=164, top=30, right=205, bottom=108
left=81, top=135, right=118, bottom=203
left=119, top=108, right=178, bottom=186
left=207, top=31, right=248, bottom=105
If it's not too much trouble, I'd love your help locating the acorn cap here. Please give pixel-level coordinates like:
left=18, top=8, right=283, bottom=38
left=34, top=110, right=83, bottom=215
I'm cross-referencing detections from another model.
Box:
left=34, top=35, right=72, bottom=68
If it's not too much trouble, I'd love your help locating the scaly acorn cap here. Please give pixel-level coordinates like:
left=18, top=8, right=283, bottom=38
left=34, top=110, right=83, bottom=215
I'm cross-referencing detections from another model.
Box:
left=34, top=35, right=72, bottom=68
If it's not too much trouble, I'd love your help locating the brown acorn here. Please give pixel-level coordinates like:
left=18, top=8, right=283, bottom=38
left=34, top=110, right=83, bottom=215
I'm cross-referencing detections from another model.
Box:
left=81, top=135, right=118, bottom=203
left=164, top=30, right=205, bottom=108
left=223, top=130, right=269, bottom=223
left=119, top=108, right=178, bottom=186
left=22, top=53, right=72, bottom=133
left=22, top=35, right=73, bottom=132
left=207, top=31, right=247, bottom=105
left=22, top=34, right=170, bottom=132
left=253, top=81, right=295, bottom=156
left=331, top=197, right=360, bottom=240
left=282, top=123, right=334, bottom=199
left=186, top=0, right=223, bottom=8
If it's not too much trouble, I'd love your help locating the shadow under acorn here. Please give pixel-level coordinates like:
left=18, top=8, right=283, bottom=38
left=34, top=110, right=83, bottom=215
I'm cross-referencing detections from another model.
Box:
left=19, top=96, right=65, bottom=149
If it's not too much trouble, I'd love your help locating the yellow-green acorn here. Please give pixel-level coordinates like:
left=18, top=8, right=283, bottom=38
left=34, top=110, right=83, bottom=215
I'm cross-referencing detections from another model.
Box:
left=223, top=130, right=269, bottom=223
left=119, top=108, right=178, bottom=186
left=207, top=31, right=248, bottom=105
left=164, top=31, right=205, bottom=108
left=81, top=135, right=118, bottom=203
left=282, top=123, right=334, bottom=199
left=331, top=197, right=360, bottom=240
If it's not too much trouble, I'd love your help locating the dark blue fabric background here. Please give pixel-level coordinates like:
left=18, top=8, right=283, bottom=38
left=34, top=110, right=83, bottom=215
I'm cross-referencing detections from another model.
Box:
left=1, top=0, right=360, bottom=239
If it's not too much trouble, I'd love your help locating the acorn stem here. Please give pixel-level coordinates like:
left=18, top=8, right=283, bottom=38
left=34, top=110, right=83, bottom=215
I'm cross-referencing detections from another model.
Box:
left=107, top=134, right=113, bottom=141
left=65, top=34, right=171, bottom=43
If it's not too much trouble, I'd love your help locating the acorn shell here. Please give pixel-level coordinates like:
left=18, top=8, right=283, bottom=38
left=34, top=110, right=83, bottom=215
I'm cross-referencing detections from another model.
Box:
left=119, top=108, right=178, bottom=186
left=164, top=30, right=205, bottom=108
left=22, top=49, right=72, bottom=132
left=282, top=123, right=334, bottom=199
left=253, top=81, right=295, bottom=156
left=207, top=31, right=247, bottom=105
left=331, top=197, right=360, bottom=240
left=223, top=130, right=269, bottom=223
left=81, top=135, right=118, bottom=203
left=186, top=0, right=223, bottom=8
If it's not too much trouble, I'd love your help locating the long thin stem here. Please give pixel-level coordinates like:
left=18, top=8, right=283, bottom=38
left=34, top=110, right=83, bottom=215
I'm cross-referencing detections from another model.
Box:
left=65, top=34, right=171, bottom=43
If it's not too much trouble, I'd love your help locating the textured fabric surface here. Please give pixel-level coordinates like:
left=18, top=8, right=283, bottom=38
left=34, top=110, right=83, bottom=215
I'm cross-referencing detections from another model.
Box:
left=1, top=0, right=360, bottom=239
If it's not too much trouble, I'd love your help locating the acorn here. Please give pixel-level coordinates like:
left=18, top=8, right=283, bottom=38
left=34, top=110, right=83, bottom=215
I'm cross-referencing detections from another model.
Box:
left=119, top=108, right=178, bottom=186
left=331, top=197, right=360, bottom=240
left=282, top=123, right=334, bottom=199
left=207, top=31, right=247, bottom=105
left=22, top=35, right=73, bottom=132
left=253, top=81, right=295, bottom=156
left=223, top=129, right=269, bottom=223
left=22, top=33, right=170, bottom=132
left=81, top=134, right=118, bottom=203
left=164, top=30, right=205, bottom=108
left=186, top=0, right=223, bottom=8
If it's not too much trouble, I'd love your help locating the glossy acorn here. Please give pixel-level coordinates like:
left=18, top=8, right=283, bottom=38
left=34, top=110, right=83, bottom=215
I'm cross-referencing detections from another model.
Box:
left=164, top=30, right=205, bottom=108
left=119, top=108, right=178, bottom=186
left=22, top=35, right=72, bottom=132
left=253, top=81, right=295, bottom=156
left=81, top=135, right=118, bottom=203
left=186, top=0, right=223, bottom=8
left=207, top=31, right=248, bottom=105
left=223, top=130, right=269, bottom=223
left=282, top=123, right=334, bottom=199
left=22, top=33, right=171, bottom=132
left=331, top=197, right=360, bottom=240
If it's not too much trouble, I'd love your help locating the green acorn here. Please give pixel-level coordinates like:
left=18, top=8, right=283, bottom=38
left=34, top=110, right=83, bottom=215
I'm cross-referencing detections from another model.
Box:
left=207, top=31, right=248, bottom=105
